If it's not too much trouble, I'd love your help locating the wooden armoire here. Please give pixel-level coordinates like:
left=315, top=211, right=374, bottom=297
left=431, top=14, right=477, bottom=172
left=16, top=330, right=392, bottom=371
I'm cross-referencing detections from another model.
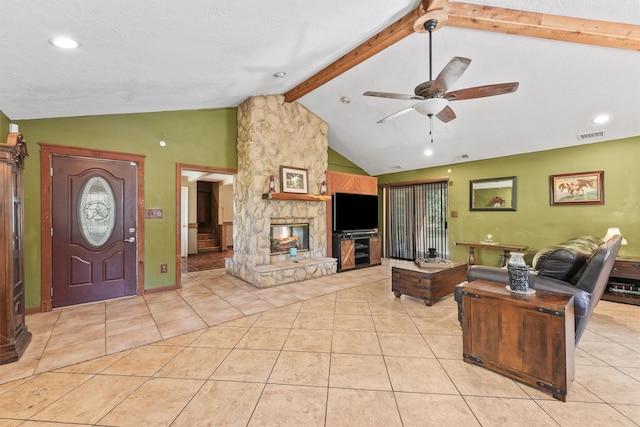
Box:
left=0, top=133, right=31, bottom=364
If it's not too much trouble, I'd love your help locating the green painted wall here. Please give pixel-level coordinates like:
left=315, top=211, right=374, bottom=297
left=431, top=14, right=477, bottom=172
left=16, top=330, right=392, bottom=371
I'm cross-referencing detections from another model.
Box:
left=377, top=136, right=640, bottom=266
left=10, top=100, right=639, bottom=308
left=0, top=109, right=9, bottom=137
left=17, top=108, right=237, bottom=309
left=327, top=147, right=369, bottom=175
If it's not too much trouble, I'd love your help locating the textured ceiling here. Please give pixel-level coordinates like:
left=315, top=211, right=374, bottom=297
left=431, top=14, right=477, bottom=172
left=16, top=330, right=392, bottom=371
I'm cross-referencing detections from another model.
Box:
left=1, top=0, right=638, bottom=175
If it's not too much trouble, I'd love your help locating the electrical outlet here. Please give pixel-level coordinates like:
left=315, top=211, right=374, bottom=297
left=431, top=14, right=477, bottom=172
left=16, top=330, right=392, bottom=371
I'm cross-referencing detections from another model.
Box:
left=160, top=264, right=168, bottom=273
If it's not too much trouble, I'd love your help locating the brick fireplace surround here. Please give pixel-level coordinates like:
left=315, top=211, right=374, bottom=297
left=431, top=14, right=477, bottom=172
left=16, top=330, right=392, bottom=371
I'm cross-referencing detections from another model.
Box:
left=225, top=95, right=336, bottom=288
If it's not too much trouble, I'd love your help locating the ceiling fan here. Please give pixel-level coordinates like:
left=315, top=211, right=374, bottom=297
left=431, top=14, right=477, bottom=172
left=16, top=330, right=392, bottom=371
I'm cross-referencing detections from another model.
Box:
left=363, top=19, right=519, bottom=124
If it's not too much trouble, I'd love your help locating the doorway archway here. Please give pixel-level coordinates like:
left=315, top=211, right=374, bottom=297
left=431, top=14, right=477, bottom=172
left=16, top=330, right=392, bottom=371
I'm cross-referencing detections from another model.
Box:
left=175, top=163, right=236, bottom=287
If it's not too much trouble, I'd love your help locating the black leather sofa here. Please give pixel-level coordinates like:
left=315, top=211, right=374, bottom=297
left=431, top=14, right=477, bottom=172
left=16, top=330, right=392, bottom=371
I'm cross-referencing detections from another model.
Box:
left=455, top=234, right=622, bottom=345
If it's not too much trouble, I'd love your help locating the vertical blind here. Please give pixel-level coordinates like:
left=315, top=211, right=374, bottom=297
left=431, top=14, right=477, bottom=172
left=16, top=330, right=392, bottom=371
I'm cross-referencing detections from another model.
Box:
left=387, top=181, right=448, bottom=260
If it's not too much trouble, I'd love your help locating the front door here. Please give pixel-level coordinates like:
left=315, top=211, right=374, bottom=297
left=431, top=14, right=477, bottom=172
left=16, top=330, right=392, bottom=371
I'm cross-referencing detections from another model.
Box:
left=51, top=155, right=137, bottom=307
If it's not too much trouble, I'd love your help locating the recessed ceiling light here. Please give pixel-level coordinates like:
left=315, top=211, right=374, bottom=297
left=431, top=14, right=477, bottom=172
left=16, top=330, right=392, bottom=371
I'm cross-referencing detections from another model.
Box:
left=49, top=36, right=79, bottom=49
left=340, top=96, right=351, bottom=104
left=273, top=71, right=286, bottom=78
left=592, top=114, right=610, bottom=124
left=424, top=148, right=434, bottom=156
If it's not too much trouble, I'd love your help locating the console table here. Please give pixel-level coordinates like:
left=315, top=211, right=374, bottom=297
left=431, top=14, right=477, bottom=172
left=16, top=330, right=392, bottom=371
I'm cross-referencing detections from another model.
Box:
left=332, top=232, right=381, bottom=272
left=455, top=241, right=528, bottom=267
left=460, top=279, right=575, bottom=401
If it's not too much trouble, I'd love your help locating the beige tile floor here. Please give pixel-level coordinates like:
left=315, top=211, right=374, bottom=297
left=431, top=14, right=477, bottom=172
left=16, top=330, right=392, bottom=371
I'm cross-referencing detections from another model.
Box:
left=0, top=260, right=639, bottom=426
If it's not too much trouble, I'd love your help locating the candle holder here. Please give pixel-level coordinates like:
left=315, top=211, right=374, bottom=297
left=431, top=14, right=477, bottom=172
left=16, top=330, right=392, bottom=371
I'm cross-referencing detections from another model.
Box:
left=268, top=175, right=276, bottom=193
left=320, top=180, right=328, bottom=195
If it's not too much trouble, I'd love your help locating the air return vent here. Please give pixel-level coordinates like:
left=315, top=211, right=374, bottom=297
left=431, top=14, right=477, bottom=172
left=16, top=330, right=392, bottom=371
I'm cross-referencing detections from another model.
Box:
left=576, top=131, right=604, bottom=141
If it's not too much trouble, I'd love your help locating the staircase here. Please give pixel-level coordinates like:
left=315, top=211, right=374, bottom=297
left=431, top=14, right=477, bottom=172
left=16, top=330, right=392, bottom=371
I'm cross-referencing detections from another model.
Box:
left=197, top=227, right=221, bottom=252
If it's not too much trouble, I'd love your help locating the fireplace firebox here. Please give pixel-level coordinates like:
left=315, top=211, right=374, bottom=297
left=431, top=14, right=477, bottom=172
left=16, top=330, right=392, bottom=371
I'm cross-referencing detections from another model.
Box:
left=270, top=223, right=309, bottom=254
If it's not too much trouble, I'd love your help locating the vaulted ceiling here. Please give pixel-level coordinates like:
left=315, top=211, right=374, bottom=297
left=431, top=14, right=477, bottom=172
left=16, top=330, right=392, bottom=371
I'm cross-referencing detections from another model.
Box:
left=1, top=0, right=638, bottom=175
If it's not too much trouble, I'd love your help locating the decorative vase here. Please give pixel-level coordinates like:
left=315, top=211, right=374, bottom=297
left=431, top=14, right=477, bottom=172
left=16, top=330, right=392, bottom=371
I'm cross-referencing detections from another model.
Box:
left=507, top=252, right=529, bottom=292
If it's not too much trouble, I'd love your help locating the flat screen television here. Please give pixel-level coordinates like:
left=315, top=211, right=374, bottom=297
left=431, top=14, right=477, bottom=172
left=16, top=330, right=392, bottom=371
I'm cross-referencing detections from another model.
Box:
left=332, top=192, right=379, bottom=232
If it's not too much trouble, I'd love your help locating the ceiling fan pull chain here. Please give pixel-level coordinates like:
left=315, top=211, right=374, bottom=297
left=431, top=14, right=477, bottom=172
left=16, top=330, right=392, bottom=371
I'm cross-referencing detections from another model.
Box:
left=429, top=115, right=434, bottom=143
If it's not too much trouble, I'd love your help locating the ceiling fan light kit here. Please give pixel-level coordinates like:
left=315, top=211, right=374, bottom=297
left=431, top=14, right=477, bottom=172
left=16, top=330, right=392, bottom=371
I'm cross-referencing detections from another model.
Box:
left=414, top=97, right=448, bottom=115
left=363, top=18, right=519, bottom=126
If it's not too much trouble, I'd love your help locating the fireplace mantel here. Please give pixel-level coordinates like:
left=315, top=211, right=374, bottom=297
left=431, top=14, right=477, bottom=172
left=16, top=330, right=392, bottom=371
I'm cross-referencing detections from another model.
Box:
left=262, top=193, right=331, bottom=202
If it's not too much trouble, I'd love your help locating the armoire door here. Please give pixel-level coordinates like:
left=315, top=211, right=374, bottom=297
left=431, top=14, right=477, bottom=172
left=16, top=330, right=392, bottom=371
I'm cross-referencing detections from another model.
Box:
left=51, top=155, right=137, bottom=307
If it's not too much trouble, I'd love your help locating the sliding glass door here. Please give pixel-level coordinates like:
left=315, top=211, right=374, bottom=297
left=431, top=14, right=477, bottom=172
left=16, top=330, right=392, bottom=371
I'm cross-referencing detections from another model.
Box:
left=386, top=181, right=448, bottom=260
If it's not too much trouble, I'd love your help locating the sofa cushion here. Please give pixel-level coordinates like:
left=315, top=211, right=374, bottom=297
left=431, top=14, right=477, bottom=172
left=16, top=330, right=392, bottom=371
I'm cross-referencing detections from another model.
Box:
left=532, top=236, right=603, bottom=284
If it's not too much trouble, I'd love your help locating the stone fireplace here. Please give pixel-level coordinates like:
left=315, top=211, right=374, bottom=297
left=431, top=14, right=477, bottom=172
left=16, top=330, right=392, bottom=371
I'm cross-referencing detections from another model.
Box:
left=225, top=95, right=337, bottom=288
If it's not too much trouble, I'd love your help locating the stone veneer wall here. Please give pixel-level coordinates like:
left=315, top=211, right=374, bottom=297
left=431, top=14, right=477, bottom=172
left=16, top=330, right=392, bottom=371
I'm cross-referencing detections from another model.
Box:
left=226, top=95, right=336, bottom=287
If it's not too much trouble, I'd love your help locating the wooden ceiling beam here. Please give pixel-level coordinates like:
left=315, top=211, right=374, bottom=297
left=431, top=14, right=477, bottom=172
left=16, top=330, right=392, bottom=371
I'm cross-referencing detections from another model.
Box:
left=283, top=6, right=425, bottom=103
left=284, top=1, right=639, bottom=102
left=444, top=2, right=640, bottom=51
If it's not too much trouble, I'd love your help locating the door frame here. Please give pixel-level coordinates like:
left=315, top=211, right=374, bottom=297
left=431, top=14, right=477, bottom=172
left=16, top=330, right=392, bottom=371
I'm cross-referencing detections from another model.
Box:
left=175, top=163, right=236, bottom=287
left=181, top=186, right=189, bottom=258
left=40, top=143, right=146, bottom=312
left=380, top=177, right=450, bottom=260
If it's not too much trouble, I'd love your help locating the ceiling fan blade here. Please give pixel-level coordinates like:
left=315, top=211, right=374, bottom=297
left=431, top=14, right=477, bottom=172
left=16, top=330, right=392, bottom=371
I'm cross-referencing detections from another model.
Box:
left=376, top=105, right=416, bottom=123
left=445, top=82, right=519, bottom=101
left=435, top=105, right=456, bottom=123
left=430, top=57, right=471, bottom=96
left=363, top=91, right=422, bottom=101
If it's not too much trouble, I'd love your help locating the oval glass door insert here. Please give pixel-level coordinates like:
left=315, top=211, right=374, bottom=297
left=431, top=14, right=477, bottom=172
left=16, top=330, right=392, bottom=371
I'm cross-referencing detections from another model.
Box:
left=78, top=176, right=116, bottom=246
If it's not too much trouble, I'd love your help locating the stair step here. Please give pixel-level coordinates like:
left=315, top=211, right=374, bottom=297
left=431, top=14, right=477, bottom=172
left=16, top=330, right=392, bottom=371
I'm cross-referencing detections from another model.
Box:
left=198, top=236, right=220, bottom=249
left=198, top=233, right=215, bottom=240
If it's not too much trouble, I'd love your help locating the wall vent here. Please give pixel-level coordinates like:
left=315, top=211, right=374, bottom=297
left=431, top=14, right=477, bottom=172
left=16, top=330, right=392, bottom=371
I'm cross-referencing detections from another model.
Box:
left=576, top=131, right=604, bottom=141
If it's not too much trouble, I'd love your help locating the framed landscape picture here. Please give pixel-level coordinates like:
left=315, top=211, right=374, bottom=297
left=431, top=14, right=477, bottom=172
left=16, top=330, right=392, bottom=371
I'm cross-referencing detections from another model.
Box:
left=280, top=166, right=308, bottom=194
left=550, top=171, right=604, bottom=205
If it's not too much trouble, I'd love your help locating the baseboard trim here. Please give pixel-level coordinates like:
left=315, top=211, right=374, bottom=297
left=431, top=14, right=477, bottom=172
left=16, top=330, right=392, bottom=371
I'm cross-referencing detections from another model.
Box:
left=144, top=284, right=178, bottom=294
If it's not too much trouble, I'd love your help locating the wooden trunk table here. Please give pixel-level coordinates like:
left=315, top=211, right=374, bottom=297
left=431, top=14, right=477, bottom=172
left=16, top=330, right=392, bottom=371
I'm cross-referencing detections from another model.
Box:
left=392, top=261, right=467, bottom=306
left=460, top=279, right=575, bottom=401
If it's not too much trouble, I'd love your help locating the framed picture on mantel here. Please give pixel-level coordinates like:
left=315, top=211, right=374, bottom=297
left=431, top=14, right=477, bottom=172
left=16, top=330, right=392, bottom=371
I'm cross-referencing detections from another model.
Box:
left=280, top=166, right=308, bottom=194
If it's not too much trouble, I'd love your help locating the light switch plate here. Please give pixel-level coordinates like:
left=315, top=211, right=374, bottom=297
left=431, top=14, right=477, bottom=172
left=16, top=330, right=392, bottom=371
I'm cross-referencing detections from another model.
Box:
left=145, top=208, right=163, bottom=219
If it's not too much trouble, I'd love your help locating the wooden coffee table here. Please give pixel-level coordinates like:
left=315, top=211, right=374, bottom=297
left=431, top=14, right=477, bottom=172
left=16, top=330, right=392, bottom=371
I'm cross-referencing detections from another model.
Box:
left=391, top=261, right=467, bottom=306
